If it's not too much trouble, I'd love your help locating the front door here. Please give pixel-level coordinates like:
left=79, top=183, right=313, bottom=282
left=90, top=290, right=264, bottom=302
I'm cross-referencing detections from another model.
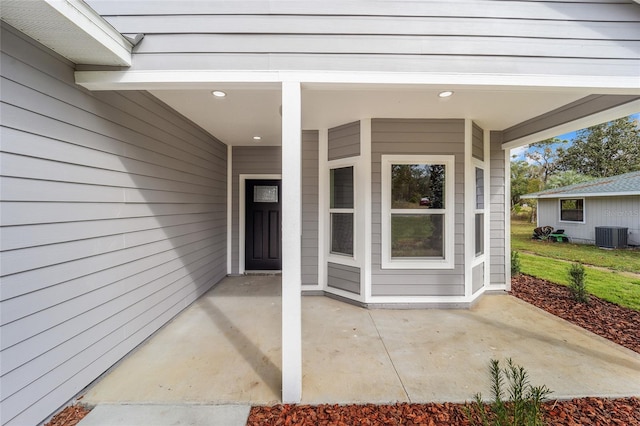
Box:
left=245, top=179, right=282, bottom=270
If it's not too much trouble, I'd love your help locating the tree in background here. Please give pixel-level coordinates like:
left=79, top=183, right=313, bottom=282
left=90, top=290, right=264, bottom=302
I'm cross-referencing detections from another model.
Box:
left=525, top=137, right=567, bottom=187
left=559, top=116, right=640, bottom=178
left=545, top=170, right=593, bottom=189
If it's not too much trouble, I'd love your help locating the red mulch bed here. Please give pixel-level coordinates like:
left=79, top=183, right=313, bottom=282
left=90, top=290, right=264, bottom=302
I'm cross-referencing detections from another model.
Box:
left=44, top=404, right=90, bottom=426
left=51, top=275, right=640, bottom=425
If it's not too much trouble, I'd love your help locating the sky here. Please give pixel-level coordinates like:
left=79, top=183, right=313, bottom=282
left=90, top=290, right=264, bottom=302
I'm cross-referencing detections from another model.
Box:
left=510, top=112, right=640, bottom=163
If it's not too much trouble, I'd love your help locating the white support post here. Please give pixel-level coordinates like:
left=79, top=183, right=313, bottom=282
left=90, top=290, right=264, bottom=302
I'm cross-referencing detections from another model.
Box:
left=281, top=81, right=302, bottom=403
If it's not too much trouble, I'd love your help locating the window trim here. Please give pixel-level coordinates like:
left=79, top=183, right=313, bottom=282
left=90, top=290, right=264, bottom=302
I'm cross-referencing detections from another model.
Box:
left=559, top=198, right=586, bottom=224
left=328, top=161, right=357, bottom=263
left=381, top=155, right=455, bottom=269
left=474, top=166, right=485, bottom=257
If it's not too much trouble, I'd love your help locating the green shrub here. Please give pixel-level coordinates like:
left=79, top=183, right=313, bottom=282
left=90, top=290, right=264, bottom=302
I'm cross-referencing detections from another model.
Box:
left=568, top=262, right=589, bottom=303
left=467, top=359, right=552, bottom=426
left=511, top=251, right=521, bottom=277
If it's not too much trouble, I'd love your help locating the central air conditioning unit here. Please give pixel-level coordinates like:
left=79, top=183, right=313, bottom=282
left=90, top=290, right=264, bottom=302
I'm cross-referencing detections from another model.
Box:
left=595, top=226, right=628, bottom=249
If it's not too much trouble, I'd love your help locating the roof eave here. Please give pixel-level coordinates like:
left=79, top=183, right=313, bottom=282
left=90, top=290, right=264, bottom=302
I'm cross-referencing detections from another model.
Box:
left=0, top=0, right=132, bottom=66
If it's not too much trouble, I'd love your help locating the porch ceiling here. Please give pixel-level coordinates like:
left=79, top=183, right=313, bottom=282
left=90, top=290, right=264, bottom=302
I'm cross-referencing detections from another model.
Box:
left=149, top=85, right=587, bottom=146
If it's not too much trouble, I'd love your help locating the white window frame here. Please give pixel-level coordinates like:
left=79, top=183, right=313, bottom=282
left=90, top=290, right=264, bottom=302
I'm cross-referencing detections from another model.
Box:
left=381, top=155, right=455, bottom=269
left=559, top=197, right=586, bottom=224
left=474, top=164, right=485, bottom=258
left=328, top=159, right=357, bottom=265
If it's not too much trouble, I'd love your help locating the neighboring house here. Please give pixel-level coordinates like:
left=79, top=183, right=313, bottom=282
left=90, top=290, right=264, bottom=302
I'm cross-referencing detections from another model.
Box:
left=523, top=171, right=640, bottom=246
left=1, top=1, right=639, bottom=424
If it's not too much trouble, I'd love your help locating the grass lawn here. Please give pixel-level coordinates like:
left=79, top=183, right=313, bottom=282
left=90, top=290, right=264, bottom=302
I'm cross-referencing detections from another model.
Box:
left=519, top=252, right=640, bottom=311
left=511, top=220, right=640, bottom=274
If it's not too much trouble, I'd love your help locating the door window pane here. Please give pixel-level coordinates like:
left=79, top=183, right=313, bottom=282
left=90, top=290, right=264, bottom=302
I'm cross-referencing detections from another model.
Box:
left=391, top=164, right=445, bottom=209
left=254, top=185, right=278, bottom=203
left=391, top=214, right=444, bottom=258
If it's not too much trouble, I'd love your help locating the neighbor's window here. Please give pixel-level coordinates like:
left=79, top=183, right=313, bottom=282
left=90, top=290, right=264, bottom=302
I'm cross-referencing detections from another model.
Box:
left=381, top=155, right=455, bottom=269
left=560, top=198, right=584, bottom=222
left=330, top=166, right=354, bottom=256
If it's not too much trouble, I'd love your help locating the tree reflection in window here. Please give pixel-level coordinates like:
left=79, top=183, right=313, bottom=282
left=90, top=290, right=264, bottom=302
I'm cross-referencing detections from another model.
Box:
left=391, top=164, right=445, bottom=209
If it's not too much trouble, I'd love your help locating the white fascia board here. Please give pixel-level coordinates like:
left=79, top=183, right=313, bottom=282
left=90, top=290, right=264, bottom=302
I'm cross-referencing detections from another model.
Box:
left=502, top=99, right=640, bottom=149
left=75, top=70, right=640, bottom=92
left=46, top=0, right=132, bottom=66
left=534, top=192, right=640, bottom=199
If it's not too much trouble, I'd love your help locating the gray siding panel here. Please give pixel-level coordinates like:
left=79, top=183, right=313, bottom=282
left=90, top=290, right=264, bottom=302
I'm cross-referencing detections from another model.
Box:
left=472, top=122, right=484, bottom=161
left=302, top=130, right=319, bottom=286
left=327, top=263, right=361, bottom=295
left=371, top=119, right=465, bottom=297
left=87, top=1, right=640, bottom=77
left=328, top=121, right=360, bottom=160
left=0, top=24, right=227, bottom=426
left=489, top=132, right=506, bottom=286
left=231, top=146, right=282, bottom=273
left=537, top=196, right=640, bottom=246
left=472, top=263, right=485, bottom=294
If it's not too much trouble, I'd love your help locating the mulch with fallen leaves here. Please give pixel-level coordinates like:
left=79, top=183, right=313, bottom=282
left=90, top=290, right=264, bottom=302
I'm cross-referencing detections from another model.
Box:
left=248, top=398, right=640, bottom=425
left=44, top=404, right=90, bottom=426
left=510, top=274, right=640, bottom=354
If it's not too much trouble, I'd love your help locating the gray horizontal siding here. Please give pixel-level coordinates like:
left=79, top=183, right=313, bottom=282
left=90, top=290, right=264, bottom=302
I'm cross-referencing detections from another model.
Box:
left=537, top=196, right=640, bottom=246
left=472, top=122, right=484, bottom=161
left=86, top=0, right=640, bottom=77
left=472, top=263, right=485, bottom=294
left=0, top=23, right=227, bottom=426
left=328, top=121, right=360, bottom=161
left=371, top=119, right=465, bottom=297
left=489, top=132, right=506, bottom=286
left=327, top=263, right=361, bottom=295
left=231, top=146, right=282, bottom=273
left=302, top=130, right=319, bottom=286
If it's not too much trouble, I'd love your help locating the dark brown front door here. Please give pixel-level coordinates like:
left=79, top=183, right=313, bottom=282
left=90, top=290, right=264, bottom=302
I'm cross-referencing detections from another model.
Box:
left=245, top=179, right=282, bottom=270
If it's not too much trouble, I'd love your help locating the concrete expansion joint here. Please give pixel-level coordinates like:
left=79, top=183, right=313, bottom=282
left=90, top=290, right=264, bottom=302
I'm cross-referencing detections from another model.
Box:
left=368, top=311, right=411, bottom=403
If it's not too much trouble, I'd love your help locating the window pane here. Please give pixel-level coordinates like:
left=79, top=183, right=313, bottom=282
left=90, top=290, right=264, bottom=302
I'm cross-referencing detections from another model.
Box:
left=560, top=199, right=584, bottom=221
left=391, top=214, right=444, bottom=258
left=330, top=166, right=354, bottom=209
left=475, top=168, right=484, bottom=209
left=475, top=213, right=484, bottom=256
left=254, top=185, right=278, bottom=203
left=391, top=164, right=445, bottom=209
left=331, top=213, right=353, bottom=255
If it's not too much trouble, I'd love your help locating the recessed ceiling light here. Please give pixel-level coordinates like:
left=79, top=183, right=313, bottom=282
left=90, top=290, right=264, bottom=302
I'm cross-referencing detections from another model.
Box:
left=438, top=90, right=454, bottom=98
left=212, top=90, right=226, bottom=98
left=253, top=136, right=262, bottom=141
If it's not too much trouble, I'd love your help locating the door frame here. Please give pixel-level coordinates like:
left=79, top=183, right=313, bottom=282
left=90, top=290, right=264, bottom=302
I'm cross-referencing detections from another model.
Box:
left=239, top=174, right=282, bottom=274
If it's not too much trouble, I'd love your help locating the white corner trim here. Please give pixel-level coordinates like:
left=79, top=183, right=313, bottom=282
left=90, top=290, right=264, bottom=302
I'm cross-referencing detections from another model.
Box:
left=227, top=145, right=233, bottom=274
left=464, top=119, right=474, bottom=298
left=318, top=128, right=328, bottom=290
left=502, top=99, right=640, bottom=149
left=238, top=174, right=281, bottom=274
left=504, top=149, right=512, bottom=291
left=361, top=119, right=373, bottom=303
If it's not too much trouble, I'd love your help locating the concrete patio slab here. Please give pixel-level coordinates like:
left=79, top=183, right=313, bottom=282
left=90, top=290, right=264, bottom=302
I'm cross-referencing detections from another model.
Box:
left=81, top=276, right=640, bottom=409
